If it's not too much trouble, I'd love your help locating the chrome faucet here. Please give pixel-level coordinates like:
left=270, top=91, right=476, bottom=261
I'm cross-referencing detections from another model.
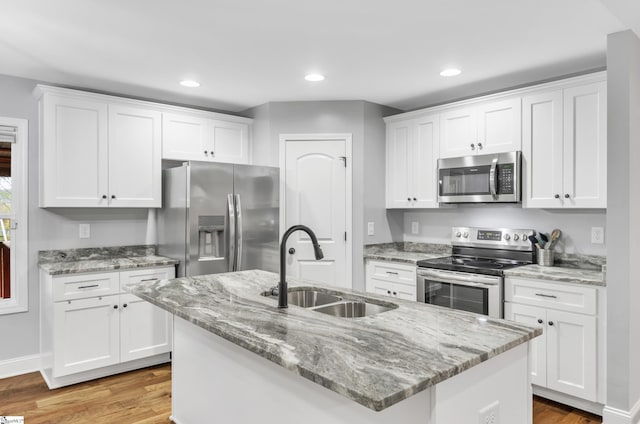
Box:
left=278, top=225, right=324, bottom=308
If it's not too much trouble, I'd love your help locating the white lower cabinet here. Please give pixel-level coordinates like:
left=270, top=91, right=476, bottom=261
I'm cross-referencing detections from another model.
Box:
left=41, top=266, right=175, bottom=387
left=365, top=260, right=417, bottom=301
left=505, top=277, right=603, bottom=406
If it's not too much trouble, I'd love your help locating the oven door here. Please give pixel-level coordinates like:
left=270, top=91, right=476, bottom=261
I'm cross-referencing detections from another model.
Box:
left=416, top=268, right=502, bottom=318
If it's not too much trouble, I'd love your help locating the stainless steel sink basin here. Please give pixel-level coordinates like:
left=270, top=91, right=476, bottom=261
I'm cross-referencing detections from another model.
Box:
left=287, top=290, right=343, bottom=308
left=262, top=287, right=397, bottom=317
left=313, top=301, right=395, bottom=318
left=261, top=288, right=343, bottom=308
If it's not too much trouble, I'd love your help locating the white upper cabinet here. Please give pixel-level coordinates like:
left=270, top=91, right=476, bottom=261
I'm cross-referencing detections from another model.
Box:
left=37, top=87, right=162, bottom=207
left=108, top=104, right=162, bottom=207
left=39, top=94, right=109, bottom=207
left=162, top=112, right=250, bottom=164
left=440, top=98, right=521, bottom=158
left=386, top=113, right=439, bottom=208
left=523, top=80, right=607, bottom=208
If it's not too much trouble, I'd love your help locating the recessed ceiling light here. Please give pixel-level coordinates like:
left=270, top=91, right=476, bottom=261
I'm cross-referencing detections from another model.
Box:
left=180, top=80, right=201, bottom=88
left=304, top=74, right=325, bottom=82
left=440, top=68, right=462, bottom=77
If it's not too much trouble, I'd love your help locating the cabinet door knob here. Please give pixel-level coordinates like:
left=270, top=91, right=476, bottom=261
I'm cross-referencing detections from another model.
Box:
left=387, top=290, right=391, bottom=294
left=204, top=150, right=208, bottom=155
left=564, top=194, right=570, bottom=199
left=548, top=321, right=554, bottom=326
left=288, top=248, right=295, bottom=255
left=102, top=195, right=107, bottom=199
left=413, top=197, right=417, bottom=201
left=554, top=194, right=560, bottom=199
left=113, top=305, right=118, bottom=309
left=470, top=143, right=475, bottom=150
left=123, top=303, right=128, bottom=308
left=407, top=197, right=411, bottom=201
left=477, top=142, right=483, bottom=150
left=537, top=319, right=543, bottom=324
left=392, top=291, right=397, bottom=296
left=111, top=195, right=116, bottom=199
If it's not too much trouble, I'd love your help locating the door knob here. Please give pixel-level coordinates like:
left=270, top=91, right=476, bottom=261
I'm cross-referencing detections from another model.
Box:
left=288, top=248, right=295, bottom=255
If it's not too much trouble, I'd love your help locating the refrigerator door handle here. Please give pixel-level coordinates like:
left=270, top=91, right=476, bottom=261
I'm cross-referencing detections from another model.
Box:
left=235, top=194, right=243, bottom=271
left=227, top=194, right=236, bottom=272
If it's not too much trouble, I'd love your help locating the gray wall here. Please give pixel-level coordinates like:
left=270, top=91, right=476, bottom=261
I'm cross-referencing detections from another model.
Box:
left=0, top=74, right=151, bottom=361
left=605, top=30, right=640, bottom=414
left=403, top=207, right=606, bottom=255
left=245, top=100, right=402, bottom=290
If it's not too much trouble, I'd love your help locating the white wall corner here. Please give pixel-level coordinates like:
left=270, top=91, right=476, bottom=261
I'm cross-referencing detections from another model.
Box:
left=602, top=398, right=640, bottom=424
left=0, top=354, right=40, bottom=379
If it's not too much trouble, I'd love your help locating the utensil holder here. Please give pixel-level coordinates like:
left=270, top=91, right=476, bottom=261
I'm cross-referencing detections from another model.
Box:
left=537, top=247, right=554, bottom=267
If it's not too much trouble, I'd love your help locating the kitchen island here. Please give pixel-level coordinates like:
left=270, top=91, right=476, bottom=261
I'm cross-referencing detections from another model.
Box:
left=127, top=270, right=541, bottom=424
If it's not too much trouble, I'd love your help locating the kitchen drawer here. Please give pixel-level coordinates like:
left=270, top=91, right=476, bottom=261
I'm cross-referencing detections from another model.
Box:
left=367, top=260, right=416, bottom=286
left=120, top=267, right=175, bottom=291
left=505, top=277, right=597, bottom=315
left=52, top=272, right=120, bottom=302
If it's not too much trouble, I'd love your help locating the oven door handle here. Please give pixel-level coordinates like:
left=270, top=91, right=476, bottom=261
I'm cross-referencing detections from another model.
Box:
left=417, top=268, right=500, bottom=286
left=489, top=157, right=498, bottom=198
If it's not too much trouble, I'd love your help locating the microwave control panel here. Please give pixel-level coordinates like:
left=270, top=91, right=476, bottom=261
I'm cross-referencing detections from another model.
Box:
left=497, top=164, right=514, bottom=194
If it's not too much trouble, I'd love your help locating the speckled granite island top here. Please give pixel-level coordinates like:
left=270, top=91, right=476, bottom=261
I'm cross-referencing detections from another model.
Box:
left=127, top=269, right=541, bottom=411
left=39, top=245, right=179, bottom=275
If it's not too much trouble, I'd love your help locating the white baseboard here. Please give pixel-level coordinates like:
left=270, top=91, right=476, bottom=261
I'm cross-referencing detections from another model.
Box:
left=0, top=354, right=40, bottom=379
left=603, top=397, right=640, bottom=424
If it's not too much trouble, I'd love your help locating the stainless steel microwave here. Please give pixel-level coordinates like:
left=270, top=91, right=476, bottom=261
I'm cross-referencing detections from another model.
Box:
left=437, top=151, right=521, bottom=203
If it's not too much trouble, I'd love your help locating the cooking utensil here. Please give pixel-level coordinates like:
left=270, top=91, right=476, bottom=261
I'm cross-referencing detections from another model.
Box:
left=528, top=235, right=541, bottom=249
left=539, top=233, right=549, bottom=247
left=547, top=229, right=561, bottom=250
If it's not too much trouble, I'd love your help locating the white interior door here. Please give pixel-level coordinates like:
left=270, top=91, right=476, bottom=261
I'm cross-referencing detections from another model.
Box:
left=283, top=136, right=349, bottom=288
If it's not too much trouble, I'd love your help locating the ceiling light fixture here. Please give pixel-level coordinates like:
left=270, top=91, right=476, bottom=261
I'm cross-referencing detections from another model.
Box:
left=304, top=74, right=325, bottom=82
left=180, top=80, right=201, bottom=88
left=440, top=68, right=461, bottom=77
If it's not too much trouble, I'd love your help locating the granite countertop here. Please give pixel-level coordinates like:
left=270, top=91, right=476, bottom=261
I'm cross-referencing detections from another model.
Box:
left=364, top=242, right=451, bottom=264
left=127, top=269, right=540, bottom=412
left=39, top=245, right=179, bottom=276
left=504, top=265, right=605, bottom=287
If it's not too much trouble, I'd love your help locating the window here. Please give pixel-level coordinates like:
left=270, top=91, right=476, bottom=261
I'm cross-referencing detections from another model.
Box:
left=0, top=118, right=28, bottom=314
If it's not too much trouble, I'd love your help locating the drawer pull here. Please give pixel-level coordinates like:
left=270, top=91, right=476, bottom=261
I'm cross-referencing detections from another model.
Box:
left=386, top=272, right=399, bottom=275
left=78, top=284, right=99, bottom=289
left=535, top=293, right=557, bottom=299
left=141, top=278, right=159, bottom=282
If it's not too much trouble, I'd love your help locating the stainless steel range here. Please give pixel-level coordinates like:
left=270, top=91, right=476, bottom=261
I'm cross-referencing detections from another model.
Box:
left=416, top=227, right=535, bottom=318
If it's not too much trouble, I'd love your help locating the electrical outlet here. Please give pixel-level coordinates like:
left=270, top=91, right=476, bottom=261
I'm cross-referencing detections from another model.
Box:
left=478, top=401, right=500, bottom=424
left=411, top=222, right=419, bottom=234
left=79, top=223, right=90, bottom=239
left=367, top=222, right=375, bottom=236
left=591, top=227, right=605, bottom=244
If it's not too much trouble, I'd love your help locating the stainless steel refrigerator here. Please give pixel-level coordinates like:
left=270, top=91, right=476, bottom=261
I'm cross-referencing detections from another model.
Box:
left=159, top=161, right=279, bottom=277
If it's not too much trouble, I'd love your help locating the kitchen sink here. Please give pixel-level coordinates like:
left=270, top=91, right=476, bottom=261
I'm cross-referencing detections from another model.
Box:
left=313, top=300, right=395, bottom=318
left=262, top=286, right=397, bottom=318
left=287, top=289, right=343, bottom=308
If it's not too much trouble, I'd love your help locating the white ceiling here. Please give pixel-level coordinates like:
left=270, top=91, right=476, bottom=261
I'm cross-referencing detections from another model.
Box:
left=0, top=0, right=635, bottom=112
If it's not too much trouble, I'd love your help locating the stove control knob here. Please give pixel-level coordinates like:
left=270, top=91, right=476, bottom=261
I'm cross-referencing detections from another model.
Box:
left=504, top=234, right=511, bottom=241
left=522, top=233, right=529, bottom=242
left=513, top=234, right=520, bottom=241
left=455, top=232, right=462, bottom=238
left=463, top=232, right=469, bottom=238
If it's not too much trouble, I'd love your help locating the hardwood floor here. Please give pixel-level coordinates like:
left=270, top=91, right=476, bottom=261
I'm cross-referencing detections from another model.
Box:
left=0, top=364, right=172, bottom=423
left=0, top=364, right=602, bottom=423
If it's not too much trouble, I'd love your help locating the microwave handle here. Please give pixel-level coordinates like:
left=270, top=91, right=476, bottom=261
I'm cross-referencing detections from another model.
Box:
left=489, top=157, right=498, bottom=198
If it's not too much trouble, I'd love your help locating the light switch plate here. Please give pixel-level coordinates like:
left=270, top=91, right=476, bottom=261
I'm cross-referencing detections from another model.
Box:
left=79, top=223, right=90, bottom=239
left=367, top=222, right=374, bottom=236
left=411, top=222, right=419, bottom=234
